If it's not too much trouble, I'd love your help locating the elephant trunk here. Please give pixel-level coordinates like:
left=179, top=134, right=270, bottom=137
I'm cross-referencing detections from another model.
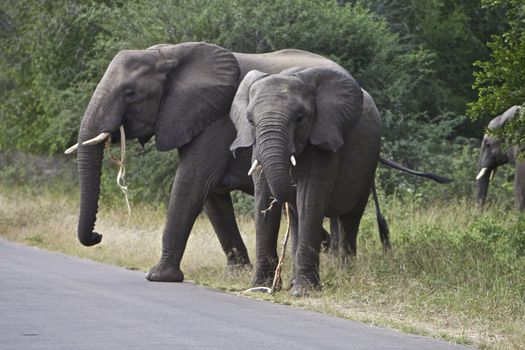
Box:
left=77, top=141, right=104, bottom=246
left=256, top=120, right=295, bottom=203
left=76, top=86, right=121, bottom=246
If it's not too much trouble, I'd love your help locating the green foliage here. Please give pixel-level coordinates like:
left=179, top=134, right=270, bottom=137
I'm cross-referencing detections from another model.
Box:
left=0, top=0, right=512, bottom=204
left=231, top=191, right=255, bottom=217
left=0, top=151, right=78, bottom=193
left=359, top=0, right=506, bottom=118
left=472, top=215, right=525, bottom=258
left=0, top=0, right=114, bottom=154
left=468, top=0, right=525, bottom=145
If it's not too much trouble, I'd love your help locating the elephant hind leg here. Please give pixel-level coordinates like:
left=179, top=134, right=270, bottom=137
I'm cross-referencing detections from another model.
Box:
left=336, top=208, right=367, bottom=266
left=328, top=217, right=339, bottom=255
left=204, top=192, right=251, bottom=267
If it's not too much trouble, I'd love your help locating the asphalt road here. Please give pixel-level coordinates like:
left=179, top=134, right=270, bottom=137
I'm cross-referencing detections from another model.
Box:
left=0, top=239, right=472, bottom=350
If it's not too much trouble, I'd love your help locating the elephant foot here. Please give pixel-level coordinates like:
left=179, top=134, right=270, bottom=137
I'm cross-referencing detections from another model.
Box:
left=226, top=247, right=252, bottom=269
left=251, top=270, right=275, bottom=288
left=146, top=261, right=184, bottom=282
left=290, top=273, right=321, bottom=297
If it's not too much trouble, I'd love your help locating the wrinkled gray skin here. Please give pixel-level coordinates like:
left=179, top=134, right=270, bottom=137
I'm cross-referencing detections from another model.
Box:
left=477, top=105, right=525, bottom=211
left=74, top=42, right=340, bottom=282
left=230, top=67, right=380, bottom=296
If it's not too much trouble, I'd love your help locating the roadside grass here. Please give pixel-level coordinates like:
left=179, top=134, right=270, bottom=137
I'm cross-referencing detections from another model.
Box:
left=1, top=184, right=524, bottom=349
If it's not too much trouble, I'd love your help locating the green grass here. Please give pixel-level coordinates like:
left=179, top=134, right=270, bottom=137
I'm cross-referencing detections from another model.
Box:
left=1, top=184, right=524, bottom=349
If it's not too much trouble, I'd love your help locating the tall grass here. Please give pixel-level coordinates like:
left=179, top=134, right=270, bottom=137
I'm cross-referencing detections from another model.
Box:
left=0, top=152, right=524, bottom=349
left=1, top=183, right=524, bottom=349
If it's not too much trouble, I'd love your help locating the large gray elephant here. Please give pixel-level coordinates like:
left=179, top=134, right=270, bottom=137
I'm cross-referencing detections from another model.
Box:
left=476, top=105, right=525, bottom=211
left=230, top=66, right=379, bottom=296
left=66, top=42, right=342, bottom=282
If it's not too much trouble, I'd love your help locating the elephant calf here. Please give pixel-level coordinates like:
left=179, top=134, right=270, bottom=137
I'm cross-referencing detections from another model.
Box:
left=476, top=105, right=525, bottom=211
left=230, top=66, right=380, bottom=296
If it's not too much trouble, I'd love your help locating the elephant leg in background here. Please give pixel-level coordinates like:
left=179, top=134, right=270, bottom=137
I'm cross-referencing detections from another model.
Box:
left=514, top=160, right=525, bottom=211
left=252, top=169, right=282, bottom=287
left=286, top=203, right=299, bottom=289
left=329, top=184, right=382, bottom=260
left=320, top=222, right=331, bottom=252
left=329, top=216, right=339, bottom=254
left=146, top=118, right=246, bottom=282
left=203, top=192, right=251, bottom=267
left=336, top=192, right=369, bottom=265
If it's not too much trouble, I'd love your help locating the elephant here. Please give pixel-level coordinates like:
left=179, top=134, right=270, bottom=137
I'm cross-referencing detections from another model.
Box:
left=476, top=105, right=525, bottom=211
left=229, top=66, right=380, bottom=296
left=65, top=42, right=347, bottom=283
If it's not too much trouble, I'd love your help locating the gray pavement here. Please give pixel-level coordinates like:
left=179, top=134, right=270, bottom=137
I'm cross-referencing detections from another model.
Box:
left=0, top=239, right=472, bottom=349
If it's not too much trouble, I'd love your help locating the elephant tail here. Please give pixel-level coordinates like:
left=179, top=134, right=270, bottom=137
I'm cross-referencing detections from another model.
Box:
left=378, top=156, right=453, bottom=184
left=371, top=181, right=391, bottom=251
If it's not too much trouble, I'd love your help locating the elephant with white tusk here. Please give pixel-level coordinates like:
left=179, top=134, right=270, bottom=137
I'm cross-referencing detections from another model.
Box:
left=230, top=66, right=378, bottom=296
left=65, top=42, right=345, bottom=282
left=476, top=105, right=525, bottom=211
left=66, top=41, right=452, bottom=285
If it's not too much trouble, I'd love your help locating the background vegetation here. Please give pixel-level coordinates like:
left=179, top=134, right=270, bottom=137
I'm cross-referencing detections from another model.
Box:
left=1, top=0, right=524, bottom=348
left=0, top=0, right=517, bottom=204
left=1, top=165, right=524, bottom=349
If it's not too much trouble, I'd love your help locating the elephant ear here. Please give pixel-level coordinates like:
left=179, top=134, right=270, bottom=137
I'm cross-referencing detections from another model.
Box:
left=229, top=70, right=268, bottom=156
left=152, top=42, right=240, bottom=151
left=296, top=67, right=363, bottom=153
left=488, top=105, right=519, bottom=130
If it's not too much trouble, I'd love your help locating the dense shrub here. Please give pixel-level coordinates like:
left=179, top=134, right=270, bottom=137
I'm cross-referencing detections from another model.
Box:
left=0, top=0, right=507, bottom=206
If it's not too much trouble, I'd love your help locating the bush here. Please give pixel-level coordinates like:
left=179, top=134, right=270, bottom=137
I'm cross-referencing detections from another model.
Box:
left=0, top=0, right=494, bottom=205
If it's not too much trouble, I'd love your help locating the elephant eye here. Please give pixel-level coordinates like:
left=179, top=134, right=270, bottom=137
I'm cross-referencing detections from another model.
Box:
left=124, top=89, right=135, bottom=99
left=247, top=113, right=255, bottom=125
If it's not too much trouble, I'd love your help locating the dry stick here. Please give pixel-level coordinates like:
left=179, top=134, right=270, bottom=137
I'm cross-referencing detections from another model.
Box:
left=105, top=126, right=131, bottom=217
left=261, top=197, right=278, bottom=216
left=242, top=201, right=291, bottom=295
left=270, top=202, right=291, bottom=292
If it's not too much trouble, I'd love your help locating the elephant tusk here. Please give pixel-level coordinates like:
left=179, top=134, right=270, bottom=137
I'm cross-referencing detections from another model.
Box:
left=248, top=159, right=259, bottom=176
left=82, top=132, right=110, bottom=146
left=476, top=167, right=489, bottom=180
left=490, top=168, right=497, bottom=180
left=64, top=143, right=79, bottom=154
left=291, top=155, right=296, bottom=166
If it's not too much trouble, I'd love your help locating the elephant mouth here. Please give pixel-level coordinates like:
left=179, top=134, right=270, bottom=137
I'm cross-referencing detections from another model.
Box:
left=65, top=122, right=153, bottom=154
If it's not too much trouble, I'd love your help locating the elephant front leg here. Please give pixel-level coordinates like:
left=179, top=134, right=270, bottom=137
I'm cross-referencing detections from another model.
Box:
left=252, top=170, right=282, bottom=287
left=292, top=208, right=325, bottom=297
left=291, top=189, right=330, bottom=296
left=146, top=171, right=207, bottom=282
left=146, top=147, right=231, bottom=281
left=204, top=192, right=251, bottom=268
left=291, top=149, right=335, bottom=297
left=146, top=117, right=237, bottom=282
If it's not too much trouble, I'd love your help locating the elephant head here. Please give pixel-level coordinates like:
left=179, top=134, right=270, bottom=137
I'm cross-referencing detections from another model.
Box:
left=230, top=66, right=363, bottom=203
left=476, top=105, right=520, bottom=209
left=70, top=42, right=240, bottom=246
